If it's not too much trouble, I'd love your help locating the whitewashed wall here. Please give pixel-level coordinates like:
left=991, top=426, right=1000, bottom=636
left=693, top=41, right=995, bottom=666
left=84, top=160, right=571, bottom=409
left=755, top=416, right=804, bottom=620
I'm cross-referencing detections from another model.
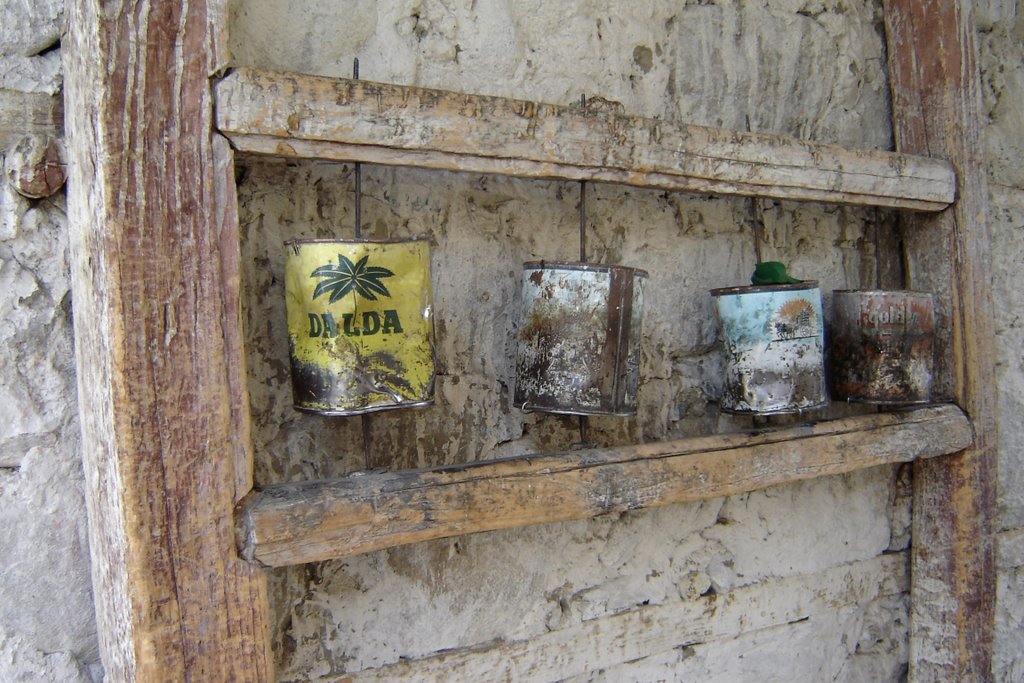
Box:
left=0, top=0, right=1020, bottom=681
left=979, top=3, right=1024, bottom=681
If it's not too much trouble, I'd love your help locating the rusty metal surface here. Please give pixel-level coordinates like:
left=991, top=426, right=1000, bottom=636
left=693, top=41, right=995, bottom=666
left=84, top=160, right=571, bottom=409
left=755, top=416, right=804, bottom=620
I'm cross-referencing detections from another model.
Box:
left=829, top=290, right=934, bottom=404
left=285, top=237, right=435, bottom=415
left=711, top=282, right=828, bottom=415
left=515, top=261, right=647, bottom=416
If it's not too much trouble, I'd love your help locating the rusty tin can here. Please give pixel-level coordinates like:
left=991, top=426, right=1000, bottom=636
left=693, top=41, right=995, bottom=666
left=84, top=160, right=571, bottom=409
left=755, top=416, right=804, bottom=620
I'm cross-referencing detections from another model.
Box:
left=829, top=290, right=934, bottom=404
left=711, top=282, right=828, bottom=414
left=285, top=237, right=435, bottom=415
left=515, top=261, right=647, bottom=416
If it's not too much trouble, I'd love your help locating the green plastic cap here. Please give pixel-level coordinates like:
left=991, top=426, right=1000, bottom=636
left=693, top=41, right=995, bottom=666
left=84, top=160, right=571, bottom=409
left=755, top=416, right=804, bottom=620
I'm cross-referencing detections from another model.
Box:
left=751, top=261, right=801, bottom=285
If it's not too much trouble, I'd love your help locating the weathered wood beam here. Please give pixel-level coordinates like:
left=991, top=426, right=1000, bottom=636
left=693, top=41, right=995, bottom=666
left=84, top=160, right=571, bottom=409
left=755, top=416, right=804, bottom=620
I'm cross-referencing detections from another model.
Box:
left=328, top=553, right=908, bottom=683
left=214, top=67, right=956, bottom=211
left=237, top=405, right=971, bottom=568
left=883, top=0, right=998, bottom=680
left=0, top=89, right=62, bottom=151
left=63, top=0, right=272, bottom=680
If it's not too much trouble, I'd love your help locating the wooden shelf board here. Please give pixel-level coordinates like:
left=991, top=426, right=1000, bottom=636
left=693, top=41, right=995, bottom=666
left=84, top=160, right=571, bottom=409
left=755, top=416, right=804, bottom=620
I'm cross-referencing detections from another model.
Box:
left=214, top=67, right=956, bottom=211
left=236, top=404, right=971, bottom=568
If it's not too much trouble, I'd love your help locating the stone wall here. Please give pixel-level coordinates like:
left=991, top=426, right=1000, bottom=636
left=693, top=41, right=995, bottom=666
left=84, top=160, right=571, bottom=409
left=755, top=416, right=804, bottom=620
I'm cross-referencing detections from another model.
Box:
left=0, top=0, right=1019, bottom=680
left=980, top=2, right=1024, bottom=680
left=0, top=1, right=100, bottom=680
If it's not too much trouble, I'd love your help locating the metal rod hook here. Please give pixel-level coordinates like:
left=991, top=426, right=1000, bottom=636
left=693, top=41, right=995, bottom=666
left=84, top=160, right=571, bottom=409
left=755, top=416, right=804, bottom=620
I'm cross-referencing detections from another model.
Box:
left=353, top=58, right=363, bottom=240
left=579, top=94, right=587, bottom=262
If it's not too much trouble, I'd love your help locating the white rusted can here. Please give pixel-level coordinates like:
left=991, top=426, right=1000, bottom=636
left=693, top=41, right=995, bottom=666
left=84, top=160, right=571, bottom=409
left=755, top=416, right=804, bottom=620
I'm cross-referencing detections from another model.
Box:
left=710, top=282, right=828, bottom=414
left=515, top=261, right=647, bottom=416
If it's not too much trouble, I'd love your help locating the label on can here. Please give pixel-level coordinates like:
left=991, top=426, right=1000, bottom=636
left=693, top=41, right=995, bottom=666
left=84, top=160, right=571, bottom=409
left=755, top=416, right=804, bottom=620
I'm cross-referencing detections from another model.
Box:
left=285, top=238, right=435, bottom=415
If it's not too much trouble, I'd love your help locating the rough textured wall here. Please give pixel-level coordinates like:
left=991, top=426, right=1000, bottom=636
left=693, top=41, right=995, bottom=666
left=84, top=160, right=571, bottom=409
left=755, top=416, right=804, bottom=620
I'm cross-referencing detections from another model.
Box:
left=979, top=1, right=1024, bottom=680
left=232, top=1, right=920, bottom=680
left=0, top=0, right=100, bottom=681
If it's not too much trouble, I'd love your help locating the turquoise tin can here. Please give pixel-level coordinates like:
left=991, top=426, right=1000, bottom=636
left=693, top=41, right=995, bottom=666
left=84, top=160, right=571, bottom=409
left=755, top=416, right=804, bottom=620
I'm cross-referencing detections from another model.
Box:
left=710, top=282, right=828, bottom=415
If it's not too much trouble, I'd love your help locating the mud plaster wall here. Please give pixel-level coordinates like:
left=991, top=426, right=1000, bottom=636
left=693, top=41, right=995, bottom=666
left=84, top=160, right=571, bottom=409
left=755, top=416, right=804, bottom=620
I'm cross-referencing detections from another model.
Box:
left=233, top=1, right=909, bottom=680
left=232, top=1, right=1024, bottom=680
left=979, top=3, right=1024, bottom=681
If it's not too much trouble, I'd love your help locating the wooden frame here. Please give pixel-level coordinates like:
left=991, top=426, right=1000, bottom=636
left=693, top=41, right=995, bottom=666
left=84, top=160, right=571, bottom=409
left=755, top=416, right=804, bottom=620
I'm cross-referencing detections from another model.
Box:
left=63, top=1, right=272, bottom=680
left=883, top=1, right=998, bottom=678
left=63, top=0, right=996, bottom=680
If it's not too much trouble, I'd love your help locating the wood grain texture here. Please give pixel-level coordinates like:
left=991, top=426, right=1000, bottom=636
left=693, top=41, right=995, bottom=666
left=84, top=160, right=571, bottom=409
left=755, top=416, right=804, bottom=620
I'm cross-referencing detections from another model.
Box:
left=214, top=67, right=956, bottom=211
left=4, top=133, right=66, bottom=198
left=326, top=553, right=908, bottom=683
left=214, top=136, right=258, bottom=503
left=63, top=0, right=272, bottom=680
left=883, top=0, right=998, bottom=680
left=237, top=405, right=971, bottom=568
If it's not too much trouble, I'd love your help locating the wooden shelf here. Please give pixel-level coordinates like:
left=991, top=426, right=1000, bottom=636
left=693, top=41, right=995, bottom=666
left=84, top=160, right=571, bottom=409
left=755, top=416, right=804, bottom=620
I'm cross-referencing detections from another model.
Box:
left=214, top=68, right=973, bottom=572
left=214, top=67, right=956, bottom=211
left=236, top=404, right=971, bottom=568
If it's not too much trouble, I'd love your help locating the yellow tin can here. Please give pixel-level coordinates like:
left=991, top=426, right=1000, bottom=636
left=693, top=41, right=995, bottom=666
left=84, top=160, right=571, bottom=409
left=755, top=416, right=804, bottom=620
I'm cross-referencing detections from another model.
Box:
left=285, top=237, right=435, bottom=415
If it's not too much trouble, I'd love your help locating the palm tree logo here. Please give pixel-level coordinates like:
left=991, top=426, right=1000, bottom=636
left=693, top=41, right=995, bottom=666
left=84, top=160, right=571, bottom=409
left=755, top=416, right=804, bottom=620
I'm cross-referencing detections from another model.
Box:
left=310, top=254, right=395, bottom=303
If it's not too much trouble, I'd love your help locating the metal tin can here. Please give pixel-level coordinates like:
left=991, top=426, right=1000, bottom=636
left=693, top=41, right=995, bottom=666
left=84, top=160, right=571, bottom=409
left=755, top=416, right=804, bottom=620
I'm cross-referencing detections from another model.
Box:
left=711, top=282, right=828, bottom=414
left=515, top=261, right=647, bottom=416
left=829, top=290, right=934, bottom=404
left=285, top=237, right=435, bottom=415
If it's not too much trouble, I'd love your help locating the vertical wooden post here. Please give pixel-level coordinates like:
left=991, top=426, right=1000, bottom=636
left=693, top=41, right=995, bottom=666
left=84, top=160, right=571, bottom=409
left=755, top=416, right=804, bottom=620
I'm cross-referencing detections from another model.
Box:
left=883, top=1, right=997, bottom=680
left=63, top=0, right=273, bottom=680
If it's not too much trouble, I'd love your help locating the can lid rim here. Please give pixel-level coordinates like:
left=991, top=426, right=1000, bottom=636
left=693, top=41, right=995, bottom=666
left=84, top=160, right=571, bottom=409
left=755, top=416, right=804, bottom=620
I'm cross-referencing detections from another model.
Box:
left=522, top=260, right=649, bottom=278
left=710, top=281, right=819, bottom=296
left=285, top=235, right=432, bottom=246
left=831, top=289, right=933, bottom=297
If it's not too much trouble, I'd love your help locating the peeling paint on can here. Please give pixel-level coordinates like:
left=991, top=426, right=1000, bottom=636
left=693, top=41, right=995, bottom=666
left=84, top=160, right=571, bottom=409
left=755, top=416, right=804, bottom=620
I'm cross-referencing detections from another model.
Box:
left=711, top=282, right=828, bottom=415
left=285, top=237, right=435, bottom=415
left=515, top=261, right=647, bottom=416
left=829, top=290, right=934, bottom=404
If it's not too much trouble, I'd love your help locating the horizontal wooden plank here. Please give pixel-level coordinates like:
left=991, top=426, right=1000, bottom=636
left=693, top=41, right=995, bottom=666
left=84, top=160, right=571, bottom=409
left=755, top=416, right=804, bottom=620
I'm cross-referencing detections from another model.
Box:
left=237, top=405, right=971, bottom=568
left=214, top=68, right=955, bottom=211
left=321, top=552, right=907, bottom=683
